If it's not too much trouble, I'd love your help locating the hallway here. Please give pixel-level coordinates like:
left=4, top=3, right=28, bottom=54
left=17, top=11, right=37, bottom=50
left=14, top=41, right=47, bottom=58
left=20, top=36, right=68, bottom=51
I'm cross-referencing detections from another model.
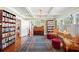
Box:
left=0, top=7, right=79, bottom=52
left=18, top=36, right=64, bottom=52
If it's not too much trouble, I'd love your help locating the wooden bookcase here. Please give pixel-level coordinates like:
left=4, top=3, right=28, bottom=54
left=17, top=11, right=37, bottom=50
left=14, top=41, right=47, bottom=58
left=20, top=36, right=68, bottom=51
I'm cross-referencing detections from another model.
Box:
left=0, top=10, right=16, bottom=51
left=47, top=20, right=55, bottom=34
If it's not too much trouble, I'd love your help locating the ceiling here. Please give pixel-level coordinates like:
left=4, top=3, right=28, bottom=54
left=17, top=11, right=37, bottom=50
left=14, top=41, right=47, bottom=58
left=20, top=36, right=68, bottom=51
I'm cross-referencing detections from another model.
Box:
left=7, top=7, right=78, bottom=20
left=28, top=7, right=51, bottom=15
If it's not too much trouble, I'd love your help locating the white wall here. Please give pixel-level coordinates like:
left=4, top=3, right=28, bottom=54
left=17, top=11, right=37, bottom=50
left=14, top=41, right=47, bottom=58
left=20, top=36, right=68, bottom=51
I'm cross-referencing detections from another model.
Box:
left=21, top=20, right=30, bottom=36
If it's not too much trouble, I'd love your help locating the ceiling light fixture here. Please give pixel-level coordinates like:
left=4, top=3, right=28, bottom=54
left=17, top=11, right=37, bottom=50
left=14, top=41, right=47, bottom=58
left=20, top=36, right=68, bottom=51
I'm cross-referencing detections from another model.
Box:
left=38, top=9, right=43, bottom=19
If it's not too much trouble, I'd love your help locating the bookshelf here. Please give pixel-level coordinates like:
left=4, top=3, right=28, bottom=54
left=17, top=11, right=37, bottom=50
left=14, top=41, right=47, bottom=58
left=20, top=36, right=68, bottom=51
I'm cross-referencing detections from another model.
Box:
left=47, top=20, right=55, bottom=34
left=0, top=10, right=16, bottom=51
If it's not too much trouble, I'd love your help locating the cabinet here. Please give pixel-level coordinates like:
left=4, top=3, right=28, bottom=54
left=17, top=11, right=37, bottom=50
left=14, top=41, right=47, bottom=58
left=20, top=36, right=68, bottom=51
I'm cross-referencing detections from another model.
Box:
left=0, top=10, right=16, bottom=51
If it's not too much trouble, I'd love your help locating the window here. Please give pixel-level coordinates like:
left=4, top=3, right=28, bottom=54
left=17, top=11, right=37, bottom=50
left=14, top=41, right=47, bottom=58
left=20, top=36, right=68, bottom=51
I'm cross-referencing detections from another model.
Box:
left=64, top=15, right=73, bottom=25
left=75, top=14, right=79, bottom=24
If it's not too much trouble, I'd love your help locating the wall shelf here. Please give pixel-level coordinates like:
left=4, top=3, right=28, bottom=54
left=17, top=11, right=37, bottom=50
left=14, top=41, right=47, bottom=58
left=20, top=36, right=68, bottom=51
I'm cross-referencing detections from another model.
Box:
left=47, top=20, right=55, bottom=34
